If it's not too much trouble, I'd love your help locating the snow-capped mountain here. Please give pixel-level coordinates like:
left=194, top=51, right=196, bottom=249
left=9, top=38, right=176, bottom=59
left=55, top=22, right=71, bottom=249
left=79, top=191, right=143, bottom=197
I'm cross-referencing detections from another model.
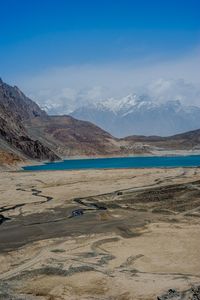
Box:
left=71, top=94, right=200, bottom=137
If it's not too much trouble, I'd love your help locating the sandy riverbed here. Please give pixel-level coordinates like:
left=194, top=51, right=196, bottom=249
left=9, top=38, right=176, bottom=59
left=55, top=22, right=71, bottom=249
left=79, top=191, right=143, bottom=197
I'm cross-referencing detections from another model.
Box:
left=0, top=168, right=200, bottom=299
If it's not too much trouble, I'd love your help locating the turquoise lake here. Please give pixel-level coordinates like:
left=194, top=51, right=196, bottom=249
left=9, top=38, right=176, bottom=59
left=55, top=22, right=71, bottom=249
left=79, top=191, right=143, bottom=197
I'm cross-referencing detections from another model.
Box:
left=23, top=155, right=200, bottom=171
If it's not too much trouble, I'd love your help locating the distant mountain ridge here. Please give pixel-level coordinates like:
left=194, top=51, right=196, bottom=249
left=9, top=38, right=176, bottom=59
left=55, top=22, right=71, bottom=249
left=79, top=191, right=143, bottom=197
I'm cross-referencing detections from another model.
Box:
left=125, top=128, right=200, bottom=150
left=71, top=93, right=200, bottom=137
left=0, top=79, right=142, bottom=164
left=1, top=78, right=200, bottom=167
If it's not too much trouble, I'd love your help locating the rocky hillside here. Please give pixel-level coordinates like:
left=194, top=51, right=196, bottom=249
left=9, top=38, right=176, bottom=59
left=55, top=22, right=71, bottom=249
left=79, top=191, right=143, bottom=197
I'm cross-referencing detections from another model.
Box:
left=124, top=128, right=200, bottom=150
left=0, top=79, right=59, bottom=162
left=1, top=78, right=200, bottom=167
left=25, top=115, right=136, bottom=157
left=0, top=150, right=22, bottom=167
left=0, top=79, right=143, bottom=164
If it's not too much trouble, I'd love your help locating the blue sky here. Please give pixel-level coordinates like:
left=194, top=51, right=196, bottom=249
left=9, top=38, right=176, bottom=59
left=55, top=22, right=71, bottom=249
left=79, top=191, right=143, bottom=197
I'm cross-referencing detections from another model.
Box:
left=0, top=0, right=200, bottom=107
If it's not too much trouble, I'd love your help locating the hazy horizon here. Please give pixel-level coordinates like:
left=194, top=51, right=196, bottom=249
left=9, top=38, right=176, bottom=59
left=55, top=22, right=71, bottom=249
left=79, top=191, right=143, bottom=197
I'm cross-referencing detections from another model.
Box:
left=0, top=0, right=200, bottom=114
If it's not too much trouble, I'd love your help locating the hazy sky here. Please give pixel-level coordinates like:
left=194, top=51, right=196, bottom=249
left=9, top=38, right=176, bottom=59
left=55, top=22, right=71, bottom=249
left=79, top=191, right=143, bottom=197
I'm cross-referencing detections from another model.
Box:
left=0, top=0, right=200, bottom=108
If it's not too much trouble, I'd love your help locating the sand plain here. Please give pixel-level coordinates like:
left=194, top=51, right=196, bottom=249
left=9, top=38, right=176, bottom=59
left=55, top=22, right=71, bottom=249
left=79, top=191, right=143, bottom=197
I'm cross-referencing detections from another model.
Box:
left=0, top=167, right=200, bottom=299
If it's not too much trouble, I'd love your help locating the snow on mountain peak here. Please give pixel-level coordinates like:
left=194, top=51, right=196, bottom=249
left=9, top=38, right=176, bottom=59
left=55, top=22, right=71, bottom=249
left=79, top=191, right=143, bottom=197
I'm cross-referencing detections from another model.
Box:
left=71, top=92, right=200, bottom=137
left=93, top=93, right=153, bottom=115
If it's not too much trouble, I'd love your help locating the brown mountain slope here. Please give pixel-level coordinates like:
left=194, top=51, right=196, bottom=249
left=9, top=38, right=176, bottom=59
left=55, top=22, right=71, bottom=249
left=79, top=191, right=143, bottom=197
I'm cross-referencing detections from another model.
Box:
left=0, top=79, right=142, bottom=163
left=0, top=150, right=23, bottom=166
left=124, top=129, right=200, bottom=150
left=0, top=79, right=59, bottom=162
left=25, top=115, right=133, bottom=157
left=0, top=78, right=47, bottom=120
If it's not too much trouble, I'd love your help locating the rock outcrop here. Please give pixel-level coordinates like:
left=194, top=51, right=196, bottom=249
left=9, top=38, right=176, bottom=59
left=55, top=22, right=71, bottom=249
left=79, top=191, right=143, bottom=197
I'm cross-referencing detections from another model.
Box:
left=0, top=79, right=59, bottom=162
left=157, top=286, right=200, bottom=300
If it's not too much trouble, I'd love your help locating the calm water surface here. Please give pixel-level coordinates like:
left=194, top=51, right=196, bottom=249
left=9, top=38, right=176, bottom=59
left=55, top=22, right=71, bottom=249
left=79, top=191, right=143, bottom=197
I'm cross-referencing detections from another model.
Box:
left=23, top=155, right=200, bottom=171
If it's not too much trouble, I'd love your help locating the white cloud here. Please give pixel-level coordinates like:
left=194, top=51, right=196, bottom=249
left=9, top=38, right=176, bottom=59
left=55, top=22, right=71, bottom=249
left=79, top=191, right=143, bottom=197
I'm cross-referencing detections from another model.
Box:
left=15, top=46, right=200, bottom=113
left=144, top=78, right=200, bottom=106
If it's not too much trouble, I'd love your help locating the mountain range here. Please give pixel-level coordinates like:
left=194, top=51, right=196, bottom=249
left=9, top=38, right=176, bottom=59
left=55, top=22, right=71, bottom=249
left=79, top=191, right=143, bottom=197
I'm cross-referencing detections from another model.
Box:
left=71, top=94, right=200, bottom=137
left=1, top=78, right=200, bottom=167
left=0, top=79, right=140, bottom=166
